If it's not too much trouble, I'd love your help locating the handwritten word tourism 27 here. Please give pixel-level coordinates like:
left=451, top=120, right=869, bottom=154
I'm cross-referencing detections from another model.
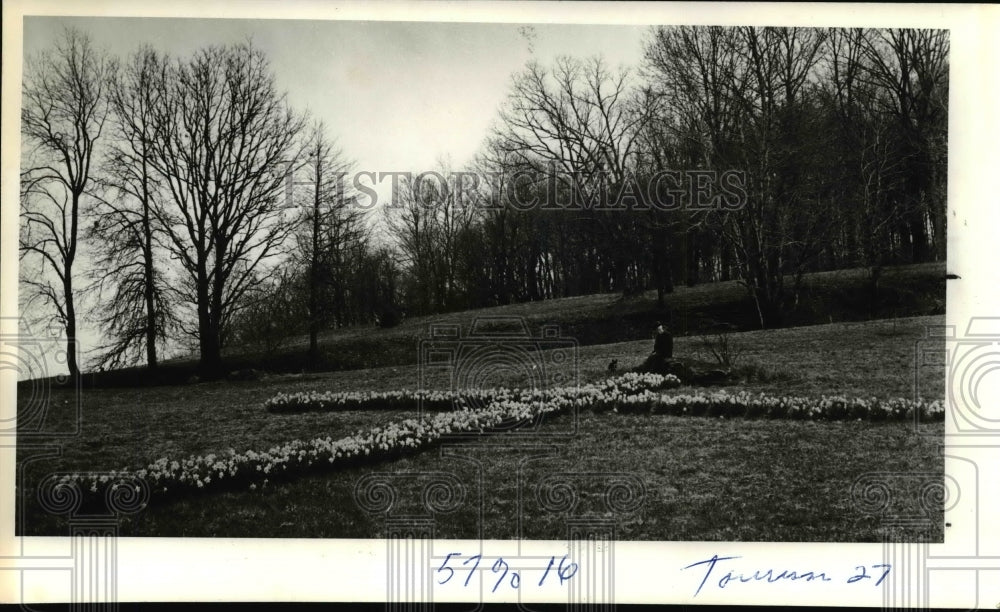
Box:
left=684, top=554, right=892, bottom=597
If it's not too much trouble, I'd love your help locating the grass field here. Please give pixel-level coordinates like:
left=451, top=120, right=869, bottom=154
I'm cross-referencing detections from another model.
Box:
left=17, top=314, right=945, bottom=541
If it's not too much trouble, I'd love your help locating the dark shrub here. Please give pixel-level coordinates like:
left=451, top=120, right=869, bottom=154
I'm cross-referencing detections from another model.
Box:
left=377, top=307, right=402, bottom=328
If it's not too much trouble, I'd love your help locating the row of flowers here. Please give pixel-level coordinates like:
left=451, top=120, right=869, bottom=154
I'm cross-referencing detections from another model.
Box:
left=606, top=390, right=945, bottom=421
left=264, top=387, right=513, bottom=413
left=263, top=371, right=683, bottom=413
left=48, top=394, right=570, bottom=511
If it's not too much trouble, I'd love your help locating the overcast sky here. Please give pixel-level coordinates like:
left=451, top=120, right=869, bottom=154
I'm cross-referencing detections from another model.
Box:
left=24, top=17, right=648, bottom=175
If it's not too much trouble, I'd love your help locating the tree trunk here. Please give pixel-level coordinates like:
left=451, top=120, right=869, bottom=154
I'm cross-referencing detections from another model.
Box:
left=199, top=323, right=223, bottom=379
left=64, top=192, right=81, bottom=381
left=142, top=236, right=158, bottom=371
left=686, top=230, right=700, bottom=287
left=308, top=155, right=321, bottom=366
left=908, top=210, right=928, bottom=263
left=197, top=261, right=223, bottom=379
left=141, top=162, right=158, bottom=371
left=63, top=275, right=80, bottom=381
left=754, top=293, right=785, bottom=329
left=526, top=248, right=539, bottom=301
left=663, top=266, right=674, bottom=294
left=868, top=264, right=882, bottom=319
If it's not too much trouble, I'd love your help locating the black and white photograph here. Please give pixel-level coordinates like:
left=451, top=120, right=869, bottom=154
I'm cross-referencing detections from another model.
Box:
left=3, top=1, right=998, bottom=608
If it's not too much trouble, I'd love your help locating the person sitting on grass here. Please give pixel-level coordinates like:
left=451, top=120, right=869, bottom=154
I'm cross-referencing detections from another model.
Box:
left=653, top=321, right=673, bottom=359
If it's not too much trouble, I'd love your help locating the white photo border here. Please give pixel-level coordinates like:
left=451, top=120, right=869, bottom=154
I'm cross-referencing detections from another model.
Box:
left=2, top=1, right=998, bottom=607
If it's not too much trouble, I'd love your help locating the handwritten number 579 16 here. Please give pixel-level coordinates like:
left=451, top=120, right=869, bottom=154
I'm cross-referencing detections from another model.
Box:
left=437, top=553, right=578, bottom=590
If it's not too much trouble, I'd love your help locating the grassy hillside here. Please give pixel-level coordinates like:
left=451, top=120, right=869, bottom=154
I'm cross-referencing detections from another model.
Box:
left=17, top=314, right=945, bottom=539
left=51, top=261, right=945, bottom=388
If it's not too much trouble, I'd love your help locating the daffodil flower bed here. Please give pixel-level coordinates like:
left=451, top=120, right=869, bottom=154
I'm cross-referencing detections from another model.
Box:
left=263, top=371, right=682, bottom=413
left=48, top=386, right=598, bottom=511
left=264, top=387, right=514, bottom=413
left=51, top=373, right=941, bottom=511
left=46, top=373, right=680, bottom=511
left=608, top=390, right=945, bottom=421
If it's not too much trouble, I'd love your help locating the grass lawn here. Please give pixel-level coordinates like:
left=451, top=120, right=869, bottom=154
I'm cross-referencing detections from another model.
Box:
left=17, top=315, right=945, bottom=540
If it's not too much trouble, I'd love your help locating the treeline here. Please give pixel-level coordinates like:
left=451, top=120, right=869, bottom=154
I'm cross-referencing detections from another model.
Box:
left=385, top=26, right=948, bottom=329
left=19, top=26, right=947, bottom=379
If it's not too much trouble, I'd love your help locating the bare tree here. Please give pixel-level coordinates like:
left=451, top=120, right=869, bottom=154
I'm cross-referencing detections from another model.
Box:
left=472, top=138, right=528, bottom=305
left=426, top=159, right=480, bottom=310
left=724, top=26, right=830, bottom=327
left=497, top=56, right=651, bottom=200
left=641, top=26, right=752, bottom=304
left=291, top=122, right=360, bottom=363
left=227, top=265, right=305, bottom=357
left=642, top=26, right=748, bottom=169
left=494, top=56, right=658, bottom=296
left=146, top=41, right=305, bottom=377
left=644, top=26, right=831, bottom=328
left=823, top=28, right=903, bottom=312
left=87, top=45, right=176, bottom=370
left=383, top=173, right=442, bottom=315
left=860, top=28, right=949, bottom=263
left=20, top=28, right=111, bottom=380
